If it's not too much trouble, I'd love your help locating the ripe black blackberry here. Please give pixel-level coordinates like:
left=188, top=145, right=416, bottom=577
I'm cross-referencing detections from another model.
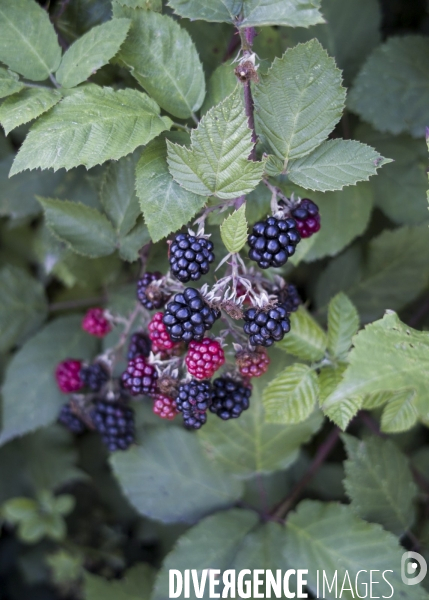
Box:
left=91, top=400, right=135, bottom=451
left=169, top=233, right=215, bottom=283
left=248, top=216, right=300, bottom=269
left=243, top=305, right=290, bottom=347
left=278, top=283, right=301, bottom=314
left=127, top=332, right=152, bottom=360
left=58, top=404, right=87, bottom=434
left=176, top=380, right=212, bottom=430
left=163, top=288, right=220, bottom=343
left=137, top=272, right=166, bottom=310
left=80, top=363, right=109, bottom=392
left=210, top=377, right=251, bottom=420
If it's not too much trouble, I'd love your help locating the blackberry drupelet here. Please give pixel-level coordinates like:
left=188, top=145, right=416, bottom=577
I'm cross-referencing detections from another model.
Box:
left=176, top=380, right=212, bottom=429
left=92, top=400, right=135, bottom=451
left=163, top=288, right=220, bottom=343
left=58, top=403, right=86, bottom=434
left=291, top=199, right=321, bottom=238
left=121, top=356, right=158, bottom=396
left=137, top=272, right=166, bottom=310
left=243, top=305, right=290, bottom=347
left=248, top=216, right=301, bottom=269
left=80, top=363, right=109, bottom=392
left=210, top=377, right=251, bottom=420
left=169, top=233, right=215, bottom=283
left=127, top=332, right=151, bottom=360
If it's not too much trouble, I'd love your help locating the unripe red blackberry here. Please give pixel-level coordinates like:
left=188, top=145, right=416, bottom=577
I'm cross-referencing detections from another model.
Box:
left=185, top=338, right=225, bottom=380
left=82, top=307, right=111, bottom=337
left=243, top=305, right=290, bottom=347
left=58, top=403, right=86, bottom=434
left=137, top=272, right=167, bottom=310
left=176, top=380, right=212, bottom=429
left=55, top=359, right=84, bottom=393
left=148, top=312, right=181, bottom=354
left=80, top=363, right=109, bottom=392
left=153, top=393, right=178, bottom=420
left=127, top=332, right=151, bottom=360
left=236, top=347, right=270, bottom=378
left=291, top=199, right=321, bottom=238
left=210, top=377, right=251, bottom=420
left=121, top=356, right=158, bottom=396
left=91, top=400, right=135, bottom=452
left=248, top=216, right=301, bottom=269
left=169, top=233, right=215, bottom=283
left=163, top=288, right=220, bottom=343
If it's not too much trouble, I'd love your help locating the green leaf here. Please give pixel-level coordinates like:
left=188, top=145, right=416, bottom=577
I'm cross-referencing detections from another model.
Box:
left=220, top=204, right=248, bottom=253
left=11, top=85, right=171, bottom=174
left=114, top=6, right=205, bottom=119
left=254, top=40, right=345, bottom=165
left=349, top=36, right=429, bottom=138
left=152, top=509, right=258, bottom=600
left=0, top=265, right=47, bottom=353
left=323, top=312, right=429, bottom=423
left=117, top=218, right=150, bottom=262
left=37, top=198, right=117, bottom=258
left=110, top=427, right=243, bottom=523
left=263, top=363, right=319, bottom=424
left=277, top=306, right=327, bottom=362
left=316, top=226, right=429, bottom=322
left=0, top=68, right=23, bottom=99
left=327, top=293, right=359, bottom=360
left=167, top=89, right=265, bottom=199
left=381, top=390, right=419, bottom=434
left=85, top=565, right=155, bottom=600
left=286, top=140, right=390, bottom=192
left=56, top=18, right=131, bottom=88
left=167, top=0, right=324, bottom=27
left=100, top=152, right=141, bottom=237
left=288, top=182, right=373, bottom=265
left=136, top=136, right=207, bottom=242
left=324, top=396, right=362, bottom=431
left=3, top=498, right=38, bottom=522
left=284, top=501, right=427, bottom=600
left=199, top=377, right=322, bottom=477
left=356, top=124, right=429, bottom=226
left=0, top=88, right=61, bottom=135
left=0, top=0, right=61, bottom=81
left=201, top=63, right=237, bottom=114
left=342, top=434, right=417, bottom=535
left=0, top=316, right=98, bottom=445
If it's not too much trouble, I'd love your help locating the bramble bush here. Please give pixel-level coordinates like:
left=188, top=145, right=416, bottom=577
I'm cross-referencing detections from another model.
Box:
left=1, top=0, right=429, bottom=598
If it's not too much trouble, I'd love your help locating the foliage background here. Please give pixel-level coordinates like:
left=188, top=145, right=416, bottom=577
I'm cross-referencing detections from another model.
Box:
left=1, top=0, right=429, bottom=598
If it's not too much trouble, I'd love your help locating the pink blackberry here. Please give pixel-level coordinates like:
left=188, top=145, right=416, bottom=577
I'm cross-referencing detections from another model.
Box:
left=291, top=199, right=321, bottom=238
left=153, top=393, right=178, bottom=420
left=185, top=338, right=225, bottom=380
left=148, top=312, right=181, bottom=354
left=236, top=347, right=270, bottom=378
left=121, top=356, right=158, bottom=396
left=55, top=359, right=84, bottom=393
left=82, top=308, right=111, bottom=337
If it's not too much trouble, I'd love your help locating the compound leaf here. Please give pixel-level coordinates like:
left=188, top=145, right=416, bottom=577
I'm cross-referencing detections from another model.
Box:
left=254, top=40, right=345, bottom=164
left=11, top=85, right=171, bottom=174
left=287, top=140, right=390, bottom=192
left=0, top=0, right=61, bottom=81
left=167, top=89, right=265, bottom=199
left=114, top=6, right=205, bottom=119
left=0, top=88, right=61, bottom=135
left=56, top=18, right=131, bottom=88
left=263, top=363, right=319, bottom=424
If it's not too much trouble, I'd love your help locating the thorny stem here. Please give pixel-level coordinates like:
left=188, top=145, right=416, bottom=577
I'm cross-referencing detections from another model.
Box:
left=105, top=303, right=144, bottom=365
left=270, top=427, right=340, bottom=521
left=241, top=27, right=258, bottom=161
